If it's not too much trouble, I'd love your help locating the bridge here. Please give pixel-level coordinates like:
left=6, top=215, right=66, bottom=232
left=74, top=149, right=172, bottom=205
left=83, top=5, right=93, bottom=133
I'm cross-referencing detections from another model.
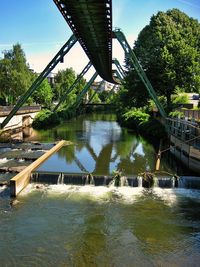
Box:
left=0, top=0, right=166, bottom=129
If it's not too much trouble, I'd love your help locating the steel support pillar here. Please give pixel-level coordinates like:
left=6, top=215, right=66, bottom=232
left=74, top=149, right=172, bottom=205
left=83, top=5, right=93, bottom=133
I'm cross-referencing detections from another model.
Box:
left=72, top=72, right=98, bottom=109
left=112, top=58, right=125, bottom=79
left=113, top=69, right=123, bottom=82
left=104, top=84, right=117, bottom=102
left=87, top=79, right=104, bottom=104
left=0, top=34, right=77, bottom=129
left=114, top=29, right=166, bottom=118
left=53, top=61, right=92, bottom=112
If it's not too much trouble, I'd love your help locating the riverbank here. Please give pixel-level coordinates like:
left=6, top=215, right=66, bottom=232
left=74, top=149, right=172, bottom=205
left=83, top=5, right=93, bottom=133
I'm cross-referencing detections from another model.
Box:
left=117, top=111, right=167, bottom=140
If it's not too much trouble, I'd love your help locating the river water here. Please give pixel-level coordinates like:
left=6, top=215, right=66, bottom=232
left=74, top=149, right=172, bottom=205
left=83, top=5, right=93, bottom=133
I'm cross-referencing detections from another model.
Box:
left=24, top=113, right=183, bottom=175
left=0, top=113, right=200, bottom=266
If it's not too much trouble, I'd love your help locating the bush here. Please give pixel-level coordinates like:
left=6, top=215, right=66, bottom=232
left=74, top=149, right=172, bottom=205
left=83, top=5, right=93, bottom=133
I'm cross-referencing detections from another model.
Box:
left=169, top=110, right=184, bottom=118
left=32, top=109, right=60, bottom=129
left=172, top=94, right=189, bottom=104
left=138, top=119, right=166, bottom=138
left=122, top=109, right=150, bottom=127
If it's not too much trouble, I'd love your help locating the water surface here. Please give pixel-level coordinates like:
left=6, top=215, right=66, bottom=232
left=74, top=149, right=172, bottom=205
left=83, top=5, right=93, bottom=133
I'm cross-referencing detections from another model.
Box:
left=0, top=113, right=200, bottom=266
left=0, top=185, right=200, bottom=266
left=25, top=113, right=176, bottom=175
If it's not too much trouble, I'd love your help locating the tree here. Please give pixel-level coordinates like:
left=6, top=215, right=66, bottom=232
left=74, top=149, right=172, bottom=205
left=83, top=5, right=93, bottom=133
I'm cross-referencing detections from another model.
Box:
left=53, top=68, right=87, bottom=109
left=54, top=68, right=76, bottom=100
left=0, top=44, right=34, bottom=105
left=32, top=78, right=54, bottom=108
left=126, top=9, right=200, bottom=109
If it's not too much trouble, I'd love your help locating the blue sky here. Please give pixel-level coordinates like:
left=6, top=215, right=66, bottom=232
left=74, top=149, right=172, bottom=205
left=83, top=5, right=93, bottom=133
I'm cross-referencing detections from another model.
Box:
left=0, top=0, right=199, bottom=80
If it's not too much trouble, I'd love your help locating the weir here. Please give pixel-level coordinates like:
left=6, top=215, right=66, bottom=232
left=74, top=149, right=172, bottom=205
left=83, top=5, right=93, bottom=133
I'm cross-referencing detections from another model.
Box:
left=10, top=140, right=70, bottom=197
left=30, top=171, right=200, bottom=189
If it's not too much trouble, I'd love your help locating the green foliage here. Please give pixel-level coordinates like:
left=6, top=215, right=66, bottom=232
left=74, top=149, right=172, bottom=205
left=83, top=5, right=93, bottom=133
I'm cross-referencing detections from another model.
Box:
left=126, top=8, right=200, bottom=109
left=0, top=44, right=34, bottom=105
left=138, top=119, right=166, bottom=138
left=53, top=68, right=76, bottom=101
left=122, top=109, right=150, bottom=127
left=148, top=96, right=167, bottom=111
left=172, top=93, right=189, bottom=104
left=53, top=69, right=87, bottom=108
left=32, top=78, right=53, bottom=108
left=90, top=92, right=101, bottom=103
left=32, top=110, right=60, bottom=129
left=169, top=110, right=184, bottom=118
left=99, top=90, right=112, bottom=103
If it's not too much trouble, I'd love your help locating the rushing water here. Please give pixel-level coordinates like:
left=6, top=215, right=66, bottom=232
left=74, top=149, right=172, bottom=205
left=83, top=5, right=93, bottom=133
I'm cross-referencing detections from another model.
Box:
left=0, top=113, right=200, bottom=266
left=1, top=185, right=200, bottom=266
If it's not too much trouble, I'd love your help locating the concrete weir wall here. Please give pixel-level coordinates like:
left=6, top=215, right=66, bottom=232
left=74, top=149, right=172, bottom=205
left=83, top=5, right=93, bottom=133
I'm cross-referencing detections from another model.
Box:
left=10, top=140, right=68, bottom=197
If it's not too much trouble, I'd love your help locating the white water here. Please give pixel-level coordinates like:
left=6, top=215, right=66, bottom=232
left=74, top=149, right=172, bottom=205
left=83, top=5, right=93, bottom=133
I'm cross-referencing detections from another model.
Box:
left=57, top=173, right=64, bottom=184
left=18, top=158, right=25, bottom=163
left=19, top=183, right=200, bottom=207
left=0, top=185, right=7, bottom=192
left=0, top=158, right=9, bottom=165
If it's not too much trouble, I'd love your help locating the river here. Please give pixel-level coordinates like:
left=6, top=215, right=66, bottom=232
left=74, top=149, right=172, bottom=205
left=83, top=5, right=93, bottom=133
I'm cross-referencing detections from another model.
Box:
left=0, top=113, right=199, bottom=266
left=24, top=113, right=184, bottom=176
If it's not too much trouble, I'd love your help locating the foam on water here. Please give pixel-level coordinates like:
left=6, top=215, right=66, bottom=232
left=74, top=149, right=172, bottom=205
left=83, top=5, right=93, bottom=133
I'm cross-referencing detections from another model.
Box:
left=19, top=184, right=200, bottom=206
left=18, top=159, right=25, bottom=163
left=0, top=158, right=9, bottom=165
left=19, top=184, right=160, bottom=203
left=0, top=185, right=7, bottom=192
left=152, top=188, right=178, bottom=206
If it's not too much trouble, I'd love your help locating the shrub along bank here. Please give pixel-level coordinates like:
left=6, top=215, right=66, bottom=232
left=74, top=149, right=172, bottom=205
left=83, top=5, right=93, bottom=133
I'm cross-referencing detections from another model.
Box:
left=32, top=108, right=77, bottom=129
left=117, top=108, right=166, bottom=139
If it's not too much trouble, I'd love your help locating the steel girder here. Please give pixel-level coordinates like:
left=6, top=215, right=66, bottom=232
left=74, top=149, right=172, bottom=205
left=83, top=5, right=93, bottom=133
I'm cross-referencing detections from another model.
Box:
left=0, top=34, right=77, bottom=129
left=87, top=79, right=104, bottom=104
left=72, top=72, right=98, bottom=109
left=106, top=84, right=116, bottom=99
left=53, top=0, right=116, bottom=84
left=112, top=58, right=125, bottom=79
left=113, top=69, right=123, bottom=83
left=114, top=29, right=166, bottom=119
left=53, top=61, right=92, bottom=112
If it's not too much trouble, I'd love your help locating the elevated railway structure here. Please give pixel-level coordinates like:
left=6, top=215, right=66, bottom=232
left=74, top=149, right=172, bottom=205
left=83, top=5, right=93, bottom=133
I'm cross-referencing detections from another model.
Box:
left=0, top=0, right=167, bottom=129
left=53, top=0, right=115, bottom=84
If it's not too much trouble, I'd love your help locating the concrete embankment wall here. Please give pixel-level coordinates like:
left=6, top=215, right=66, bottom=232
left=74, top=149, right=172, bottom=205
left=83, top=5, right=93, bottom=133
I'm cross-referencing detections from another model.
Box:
left=0, top=112, right=38, bottom=131
left=170, top=135, right=200, bottom=174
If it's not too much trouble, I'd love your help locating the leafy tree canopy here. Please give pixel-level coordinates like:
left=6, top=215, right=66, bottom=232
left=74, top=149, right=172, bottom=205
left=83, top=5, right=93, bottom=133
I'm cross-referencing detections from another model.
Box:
left=0, top=44, right=34, bottom=104
left=32, top=78, right=53, bottom=108
left=125, top=8, right=200, bottom=110
left=54, top=68, right=76, bottom=100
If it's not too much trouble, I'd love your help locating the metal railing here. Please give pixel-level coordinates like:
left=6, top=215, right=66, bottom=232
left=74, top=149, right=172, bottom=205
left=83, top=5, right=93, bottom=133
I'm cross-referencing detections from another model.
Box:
left=167, top=117, right=200, bottom=148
